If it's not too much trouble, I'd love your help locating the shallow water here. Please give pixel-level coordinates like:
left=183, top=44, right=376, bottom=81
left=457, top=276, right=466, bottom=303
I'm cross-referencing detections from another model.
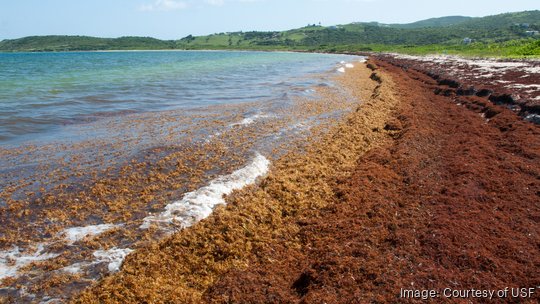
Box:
left=0, top=51, right=356, bottom=145
left=0, top=51, right=364, bottom=303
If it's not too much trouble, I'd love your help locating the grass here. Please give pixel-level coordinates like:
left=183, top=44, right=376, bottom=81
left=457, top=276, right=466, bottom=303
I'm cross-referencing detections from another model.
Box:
left=382, top=39, right=540, bottom=58
left=174, top=39, right=540, bottom=59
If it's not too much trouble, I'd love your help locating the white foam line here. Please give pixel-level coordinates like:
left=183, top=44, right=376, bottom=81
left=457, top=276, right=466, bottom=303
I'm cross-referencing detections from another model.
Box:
left=0, top=223, right=122, bottom=279
left=61, top=247, right=133, bottom=275
left=92, top=248, right=133, bottom=273
left=336, top=61, right=355, bottom=73
left=526, top=113, right=540, bottom=120
left=206, top=113, right=270, bottom=143
left=0, top=244, right=59, bottom=280
left=61, top=262, right=87, bottom=274
left=229, top=113, right=269, bottom=127
left=62, top=224, right=121, bottom=244
left=140, top=153, right=270, bottom=230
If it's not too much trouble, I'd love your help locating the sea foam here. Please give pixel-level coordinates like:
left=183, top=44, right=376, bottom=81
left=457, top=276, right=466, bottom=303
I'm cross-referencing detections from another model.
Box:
left=229, top=113, right=270, bottom=127
left=62, top=224, right=121, bottom=244
left=0, top=244, right=59, bottom=280
left=92, top=248, right=134, bottom=272
left=60, top=247, right=133, bottom=275
left=140, top=153, right=270, bottom=230
left=337, top=61, right=355, bottom=73
left=0, top=223, right=121, bottom=279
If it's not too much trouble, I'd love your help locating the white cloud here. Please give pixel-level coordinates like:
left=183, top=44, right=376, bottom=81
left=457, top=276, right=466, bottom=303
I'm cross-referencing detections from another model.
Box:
left=139, top=0, right=188, bottom=11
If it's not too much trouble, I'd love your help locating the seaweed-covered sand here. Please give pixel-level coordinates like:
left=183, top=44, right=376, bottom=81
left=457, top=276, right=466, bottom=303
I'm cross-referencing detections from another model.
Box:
left=2, top=54, right=539, bottom=303
left=0, top=58, right=364, bottom=303
left=76, top=56, right=539, bottom=303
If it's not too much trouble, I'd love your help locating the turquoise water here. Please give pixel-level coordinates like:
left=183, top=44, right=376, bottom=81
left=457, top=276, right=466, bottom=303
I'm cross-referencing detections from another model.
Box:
left=0, top=50, right=366, bottom=303
left=0, top=51, right=357, bottom=144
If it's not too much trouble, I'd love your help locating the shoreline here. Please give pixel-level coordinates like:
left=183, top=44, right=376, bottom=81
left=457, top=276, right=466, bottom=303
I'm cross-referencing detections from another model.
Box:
left=0, top=55, right=365, bottom=302
left=3, top=48, right=540, bottom=61
left=75, top=60, right=399, bottom=302
left=0, top=51, right=358, bottom=146
left=76, top=57, right=539, bottom=303
left=1, top=54, right=538, bottom=303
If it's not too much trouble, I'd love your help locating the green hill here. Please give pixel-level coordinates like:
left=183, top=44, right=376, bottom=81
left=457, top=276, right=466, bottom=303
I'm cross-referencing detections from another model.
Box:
left=1, top=11, right=539, bottom=57
left=385, top=16, right=473, bottom=28
left=0, top=35, right=176, bottom=52
left=175, top=10, right=539, bottom=49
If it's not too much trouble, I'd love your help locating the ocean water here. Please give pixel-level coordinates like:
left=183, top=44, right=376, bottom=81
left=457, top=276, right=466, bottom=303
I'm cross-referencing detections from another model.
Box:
left=0, top=50, right=357, bottom=144
left=0, top=50, right=364, bottom=302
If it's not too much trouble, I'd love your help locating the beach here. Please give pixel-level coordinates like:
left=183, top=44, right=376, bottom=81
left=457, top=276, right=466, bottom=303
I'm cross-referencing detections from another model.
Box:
left=76, top=56, right=538, bottom=303
left=1, top=53, right=539, bottom=303
left=0, top=52, right=364, bottom=303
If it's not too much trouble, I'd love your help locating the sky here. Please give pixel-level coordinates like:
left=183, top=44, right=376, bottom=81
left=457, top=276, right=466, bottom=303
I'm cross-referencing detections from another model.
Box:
left=0, top=0, right=538, bottom=40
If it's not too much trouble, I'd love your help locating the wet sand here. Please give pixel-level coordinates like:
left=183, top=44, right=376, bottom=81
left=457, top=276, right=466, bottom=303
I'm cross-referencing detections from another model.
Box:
left=76, top=56, right=538, bottom=303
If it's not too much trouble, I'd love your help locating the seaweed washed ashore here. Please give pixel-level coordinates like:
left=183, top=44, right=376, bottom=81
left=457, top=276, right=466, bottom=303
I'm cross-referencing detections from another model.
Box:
left=78, top=56, right=538, bottom=303
left=2, top=53, right=539, bottom=303
left=0, top=53, right=364, bottom=302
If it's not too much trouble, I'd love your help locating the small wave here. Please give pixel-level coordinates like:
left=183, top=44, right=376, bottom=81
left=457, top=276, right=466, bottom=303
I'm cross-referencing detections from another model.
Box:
left=61, top=247, right=133, bottom=274
left=337, top=62, right=355, bottom=73
left=272, top=121, right=312, bottom=140
left=92, top=248, right=133, bottom=273
left=205, top=113, right=272, bottom=142
left=61, top=262, right=86, bottom=274
left=140, top=153, right=270, bottom=230
left=229, top=113, right=270, bottom=127
left=0, top=244, right=59, bottom=280
left=62, top=224, right=121, bottom=244
left=0, top=223, right=121, bottom=279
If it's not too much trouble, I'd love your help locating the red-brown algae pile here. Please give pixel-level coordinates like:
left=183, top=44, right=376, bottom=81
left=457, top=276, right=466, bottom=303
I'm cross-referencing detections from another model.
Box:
left=74, top=60, right=392, bottom=303
left=203, top=58, right=540, bottom=303
left=377, top=53, right=540, bottom=122
left=78, top=57, right=539, bottom=303
left=1, top=55, right=539, bottom=303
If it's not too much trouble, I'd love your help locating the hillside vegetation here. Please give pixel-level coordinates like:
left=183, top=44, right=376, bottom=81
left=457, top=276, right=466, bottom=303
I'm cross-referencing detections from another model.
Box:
left=0, top=36, right=176, bottom=52
left=384, top=16, right=473, bottom=29
left=175, top=10, right=540, bottom=55
left=0, top=11, right=539, bottom=57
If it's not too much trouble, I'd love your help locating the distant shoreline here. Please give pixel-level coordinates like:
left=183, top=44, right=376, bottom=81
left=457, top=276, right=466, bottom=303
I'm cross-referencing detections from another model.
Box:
left=1, top=11, right=538, bottom=58
left=1, top=47, right=538, bottom=59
